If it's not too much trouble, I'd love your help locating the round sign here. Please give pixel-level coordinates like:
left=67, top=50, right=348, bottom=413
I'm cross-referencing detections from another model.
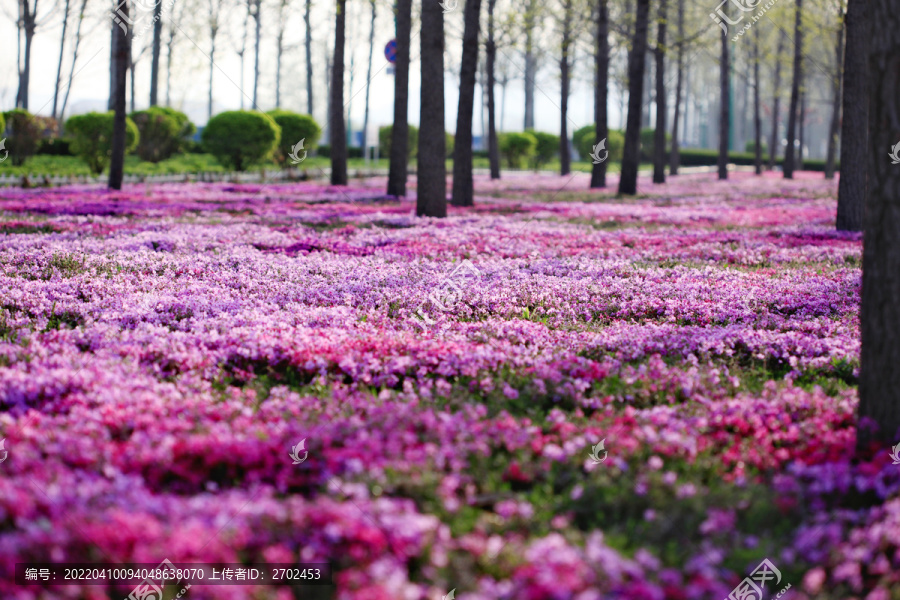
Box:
left=384, top=39, right=397, bottom=64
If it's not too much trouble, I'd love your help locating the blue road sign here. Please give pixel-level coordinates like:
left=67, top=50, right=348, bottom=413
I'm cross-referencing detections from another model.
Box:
left=384, top=39, right=397, bottom=63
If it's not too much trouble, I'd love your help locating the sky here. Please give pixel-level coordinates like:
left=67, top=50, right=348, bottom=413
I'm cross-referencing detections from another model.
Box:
left=0, top=0, right=626, bottom=139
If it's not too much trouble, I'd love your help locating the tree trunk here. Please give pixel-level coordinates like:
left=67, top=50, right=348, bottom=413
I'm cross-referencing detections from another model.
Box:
left=523, top=0, right=537, bottom=130
left=275, top=27, right=284, bottom=106
left=753, top=24, right=762, bottom=175
left=305, top=0, right=314, bottom=115
left=836, top=0, right=866, bottom=231
left=165, top=21, right=176, bottom=106
left=387, top=0, right=412, bottom=196
left=668, top=0, right=683, bottom=175
left=825, top=9, right=844, bottom=180
left=129, top=41, right=136, bottom=113
left=451, top=0, right=483, bottom=206
left=239, top=9, right=248, bottom=109
left=17, top=0, right=36, bottom=110
left=591, top=0, right=609, bottom=188
left=652, top=0, right=667, bottom=184
left=486, top=0, right=500, bottom=179
left=109, top=0, right=130, bottom=191
left=252, top=0, right=262, bottom=108
left=330, top=0, right=348, bottom=185
left=858, top=0, right=900, bottom=449
left=362, top=0, right=376, bottom=157
left=150, top=0, right=162, bottom=105
left=208, top=7, right=217, bottom=120
left=783, top=0, right=803, bottom=179
left=109, top=17, right=116, bottom=111
left=60, top=0, right=88, bottom=120
left=52, top=0, right=71, bottom=119
left=717, top=0, right=730, bottom=181
left=618, top=0, right=651, bottom=195
left=417, top=0, right=447, bottom=217
left=559, top=0, right=573, bottom=176
left=769, top=32, right=784, bottom=170
left=798, top=89, right=806, bottom=170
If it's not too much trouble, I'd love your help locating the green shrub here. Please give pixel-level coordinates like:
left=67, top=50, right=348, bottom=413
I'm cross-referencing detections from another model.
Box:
left=498, top=131, right=537, bottom=168
left=2, top=109, right=43, bottom=166
left=65, top=111, right=139, bottom=174
left=201, top=110, right=280, bottom=171
left=573, top=125, right=624, bottom=163
left=745, top=140, right=768, bottom=154
left=37, top=138, right=72, bottom=156
left=267, top=109, right=321, bottom=166
left=446, top=132, right=455, bottom=156
left=525, top=129, right=559, bottom=169
left=130, top=106, right=195, bottom=162
left=378, top=124, right=418, bottom=160
left=640, top=128, right=671, bottom=162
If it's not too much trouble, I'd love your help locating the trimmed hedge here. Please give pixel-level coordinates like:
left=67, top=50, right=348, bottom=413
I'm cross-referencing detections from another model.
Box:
left=201, top=110, right=280, bottom=171
left=378, top=124, right=419, bottom=160
left=677, top=149, right=834, bottom=172
left=130, top=106, right=196, bottom=162
left=526, top=130, right=559, bottom=169
left=2, top=109, right=43, bottom=166
left=574, top=126, right=624, bottom=164
left=267, top=110, right=321, bottom=166
left=65, top=111, right=139, bottom=174
left=498, top=131, right=537, bottom=168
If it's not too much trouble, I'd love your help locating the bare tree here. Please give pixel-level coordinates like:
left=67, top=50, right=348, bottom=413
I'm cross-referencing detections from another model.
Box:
left=558, top=0, right=574, bottom=176
left=522, top=0, right=538, bottom=130
left=858, top=0, right=900, bottom=449
left=149, top=0, right=162, bottom=105
left=717, top=0, right=729, bottom=181
left=753, top=23, right=762, bottom=175
left=330, top=0, right=348, bottom=185
left=824, top=4, right=844, bottom=180
left=836, top=0, right=865, bottom=230
left=590, top=0, right=609, bottom=188
left=387, top=0, right=412, bottom=196
left=783, top=0, right=803, bottom=179
left=668, top=0, right=683, bottom=175
left=451, top=0, right=484, bottom=207
left=51, top=0, right=72, bottom=119
left=486, top=0, right=501, bottom=179
left=618, top=0, right=650, bottom=195
left=652, top=0, right=667, bottom=184
left=275, top=0, right=290, bottom=107
left=361, top=0, right=376, bottom=158
left=16, top=0, right=43, bottom=109
left=59, top=0, right=89, bottom=120
left=109, top=0, right=131, bottom=190
left=417, top=0, right=447, bottom=217
left=250, top=0, right=262, bottom=107
left=207, top=0, right=225, bottom=119
left=305, top=0, right=314, bottom=114
left=768, top=32, right=784, bottom=170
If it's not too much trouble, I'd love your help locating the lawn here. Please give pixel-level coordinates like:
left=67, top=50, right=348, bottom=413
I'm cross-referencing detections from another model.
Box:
left=0, top=153, right=634, bottom=178
left=0, top=171, right=895, bottom=600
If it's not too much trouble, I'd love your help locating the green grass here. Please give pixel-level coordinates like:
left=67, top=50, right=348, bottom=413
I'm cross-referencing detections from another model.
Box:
left=1, top=153, right=641, bottom=179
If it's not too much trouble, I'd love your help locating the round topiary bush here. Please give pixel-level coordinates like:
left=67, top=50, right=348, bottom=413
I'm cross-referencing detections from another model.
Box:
left=525, top=129, right=559, bottom=169
left=498, top=131, right=537, bottom=169
left=202, top=111, right=280, bottom=171
left=130, top=106, right=196, bottom=162
left=573, top=125, right=624, bottom=164
left=378, top=124, right=418, bottom=160
left=2, top=108, right=43, bottom=166
left=266, top=109, right=321, bottom=166
left=65, top=111, right=139, bottom=174
left=639, top=128, right=670, bottom=162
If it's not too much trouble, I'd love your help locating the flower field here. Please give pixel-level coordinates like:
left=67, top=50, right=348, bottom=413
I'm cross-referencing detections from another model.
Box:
left=0, top=171, right=897, bottom=600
